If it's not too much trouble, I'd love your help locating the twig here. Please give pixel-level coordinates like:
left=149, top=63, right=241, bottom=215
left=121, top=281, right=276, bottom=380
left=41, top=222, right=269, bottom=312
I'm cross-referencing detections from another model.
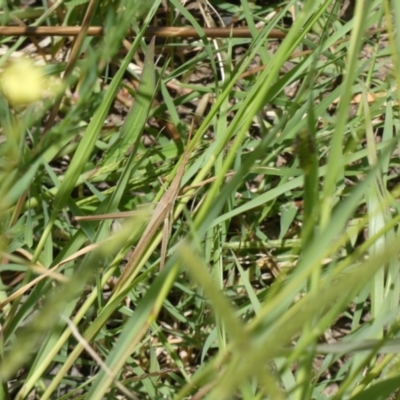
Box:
left=0, top=25, right=286, bottom=39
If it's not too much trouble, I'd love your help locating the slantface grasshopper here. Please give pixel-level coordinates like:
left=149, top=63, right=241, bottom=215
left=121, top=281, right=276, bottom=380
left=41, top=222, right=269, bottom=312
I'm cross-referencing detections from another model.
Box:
left=77, top=127, right=193, bottom=295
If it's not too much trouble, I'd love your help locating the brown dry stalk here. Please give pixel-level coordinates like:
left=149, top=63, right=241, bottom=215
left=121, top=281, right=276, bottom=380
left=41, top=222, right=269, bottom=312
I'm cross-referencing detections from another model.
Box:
left=0, top=25, right=387, bottom=40
left=0, top=26, right=286, bottom=39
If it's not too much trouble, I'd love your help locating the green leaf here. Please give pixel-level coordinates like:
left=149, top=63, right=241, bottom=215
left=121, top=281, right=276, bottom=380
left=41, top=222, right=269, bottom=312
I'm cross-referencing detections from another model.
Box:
left=349, top=377, right=400, bottom=400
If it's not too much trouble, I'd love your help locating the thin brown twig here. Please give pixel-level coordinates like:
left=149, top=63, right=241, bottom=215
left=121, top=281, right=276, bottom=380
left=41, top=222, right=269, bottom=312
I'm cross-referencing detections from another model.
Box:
left=0, top=25, right=387, bottom=40
left=0, top=25, right=287, bottom=39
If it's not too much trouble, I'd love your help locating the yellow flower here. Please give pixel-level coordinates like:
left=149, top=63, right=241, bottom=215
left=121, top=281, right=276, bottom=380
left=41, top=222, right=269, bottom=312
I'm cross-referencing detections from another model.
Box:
left=0, top=58, right=46, bottom=106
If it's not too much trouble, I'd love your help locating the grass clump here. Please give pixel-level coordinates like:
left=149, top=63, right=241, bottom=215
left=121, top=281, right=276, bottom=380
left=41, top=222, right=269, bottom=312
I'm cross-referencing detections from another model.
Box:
left=1, top=0, right=400, bottom=399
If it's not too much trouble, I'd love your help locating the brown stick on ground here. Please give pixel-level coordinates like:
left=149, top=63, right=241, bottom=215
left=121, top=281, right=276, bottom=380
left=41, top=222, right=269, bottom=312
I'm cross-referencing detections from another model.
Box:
left=0, top=26, right=287, bottom=39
